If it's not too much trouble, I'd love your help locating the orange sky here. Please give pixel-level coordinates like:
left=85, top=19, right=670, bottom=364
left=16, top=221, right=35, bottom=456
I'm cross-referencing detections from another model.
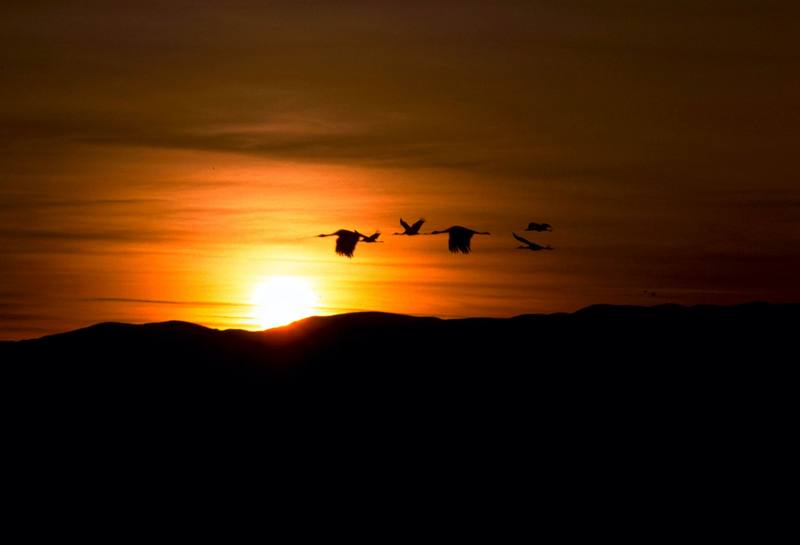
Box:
left=2, top=2, right=799, bottom=338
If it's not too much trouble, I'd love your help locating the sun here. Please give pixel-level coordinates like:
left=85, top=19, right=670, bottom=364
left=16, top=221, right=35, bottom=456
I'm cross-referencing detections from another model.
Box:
left=250, top=276, right=320, bottom=329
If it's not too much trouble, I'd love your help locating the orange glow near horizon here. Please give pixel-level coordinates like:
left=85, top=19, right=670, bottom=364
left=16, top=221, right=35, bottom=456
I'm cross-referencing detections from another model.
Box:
left=0, top=146, right=774, bottom=339
left=249, top=276, right=320, bottom=329
left=3, top=142, right=790, bottom=341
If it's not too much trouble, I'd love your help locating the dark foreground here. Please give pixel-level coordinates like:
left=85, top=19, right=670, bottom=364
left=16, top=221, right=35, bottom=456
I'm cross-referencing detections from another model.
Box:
left=2, top=303, right=795, bottom=506
left=2, top=303, right=794, bottom=417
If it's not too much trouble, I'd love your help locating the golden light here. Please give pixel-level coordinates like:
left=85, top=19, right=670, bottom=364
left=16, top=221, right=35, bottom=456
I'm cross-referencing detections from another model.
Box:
left=250, top=276, right=320, bottom=329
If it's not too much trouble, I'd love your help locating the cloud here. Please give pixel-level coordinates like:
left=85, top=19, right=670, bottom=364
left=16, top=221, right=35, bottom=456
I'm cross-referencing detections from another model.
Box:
left=86, top=297, right=242, bottom=308
left=0, top=325, right=54, bottom=335
left=0, top=197, right=168, bottom=212
left=0, top=227, right=184, bottom=243
left=0, top=312, right=53, bottom=322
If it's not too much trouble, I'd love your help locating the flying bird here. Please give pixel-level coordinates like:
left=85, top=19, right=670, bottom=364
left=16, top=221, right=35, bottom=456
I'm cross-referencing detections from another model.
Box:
left=513, top=232, right=553, bottom=251
left=394, top=218, right=425, bottom=236
left=429, top=226, right=490, bottom=254
left=317, top=229, right=365, bottom=258
left=361, top=231, right=382, bottom=243
left=525, top=222, right=552, bottom=232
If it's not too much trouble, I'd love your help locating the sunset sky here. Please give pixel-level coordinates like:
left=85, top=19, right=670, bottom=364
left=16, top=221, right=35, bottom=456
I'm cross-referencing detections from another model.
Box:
left=2, top=1, right=798, bottom=338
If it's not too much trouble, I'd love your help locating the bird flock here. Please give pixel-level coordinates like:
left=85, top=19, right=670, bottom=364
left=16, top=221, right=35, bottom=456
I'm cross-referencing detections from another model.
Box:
left=318, top=219, right=554, bottom=258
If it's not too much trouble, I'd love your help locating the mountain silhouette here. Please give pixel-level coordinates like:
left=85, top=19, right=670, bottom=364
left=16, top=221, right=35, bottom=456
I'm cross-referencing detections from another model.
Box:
left=3, top=302, right=794, bottom=489
left=2, top=303, right=794, bottom=414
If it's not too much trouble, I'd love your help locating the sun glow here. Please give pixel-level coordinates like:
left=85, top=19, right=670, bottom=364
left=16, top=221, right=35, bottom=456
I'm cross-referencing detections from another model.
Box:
left=250, top=276, right=320, bottom=329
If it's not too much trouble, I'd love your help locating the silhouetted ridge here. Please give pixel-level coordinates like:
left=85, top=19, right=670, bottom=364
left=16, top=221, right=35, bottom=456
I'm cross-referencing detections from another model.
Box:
left=42, top=320, right=214, bottom=340
left=282, top=311, right=442, bottom=330
left=2, top=302, right=795, bottom=435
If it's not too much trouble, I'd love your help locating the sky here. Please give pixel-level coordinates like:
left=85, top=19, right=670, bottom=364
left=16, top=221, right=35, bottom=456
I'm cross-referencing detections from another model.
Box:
left=1, top=1, right=799, bottom=338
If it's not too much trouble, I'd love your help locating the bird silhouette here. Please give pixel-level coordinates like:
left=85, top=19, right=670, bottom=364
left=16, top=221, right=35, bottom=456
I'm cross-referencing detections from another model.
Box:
left=394, top=218, right=425, bottom=236
left=361, top=231, right=382, bottom=243
left=513, top=232, right=553, bottom=251
left=525, top=222, right=552, bottom=232
left=318, top=229, right=365, bottom=258
left=429, top=226, right=490, bottom=254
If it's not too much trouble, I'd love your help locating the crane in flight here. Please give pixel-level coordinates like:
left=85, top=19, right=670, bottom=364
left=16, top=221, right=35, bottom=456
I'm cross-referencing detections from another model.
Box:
left=394, top=218, right=426, bottom=236
left=513, top=232, right=553, bottom=251
left=317, top=229, right=365, bottom=258
left=429, top=225, right=490, bottom=254
left=361, top=231, right=382, bottom=243
left=525, top=222, right=552, bottom=232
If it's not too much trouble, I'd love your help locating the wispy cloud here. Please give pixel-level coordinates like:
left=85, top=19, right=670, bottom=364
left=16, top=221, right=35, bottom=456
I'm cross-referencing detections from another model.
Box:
left=0, top=197, right=168, bottom=212
left=0, top=227, right=186, bottom=243
left=86, top=297, right=242, bottom=308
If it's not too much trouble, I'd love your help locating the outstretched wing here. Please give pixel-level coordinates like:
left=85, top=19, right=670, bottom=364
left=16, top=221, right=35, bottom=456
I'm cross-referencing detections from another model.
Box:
left=410, top=218, right=425, bottom=233
left=400, top=218, right=411, bottom=231
left=513, top=232, right=532, bottom=245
